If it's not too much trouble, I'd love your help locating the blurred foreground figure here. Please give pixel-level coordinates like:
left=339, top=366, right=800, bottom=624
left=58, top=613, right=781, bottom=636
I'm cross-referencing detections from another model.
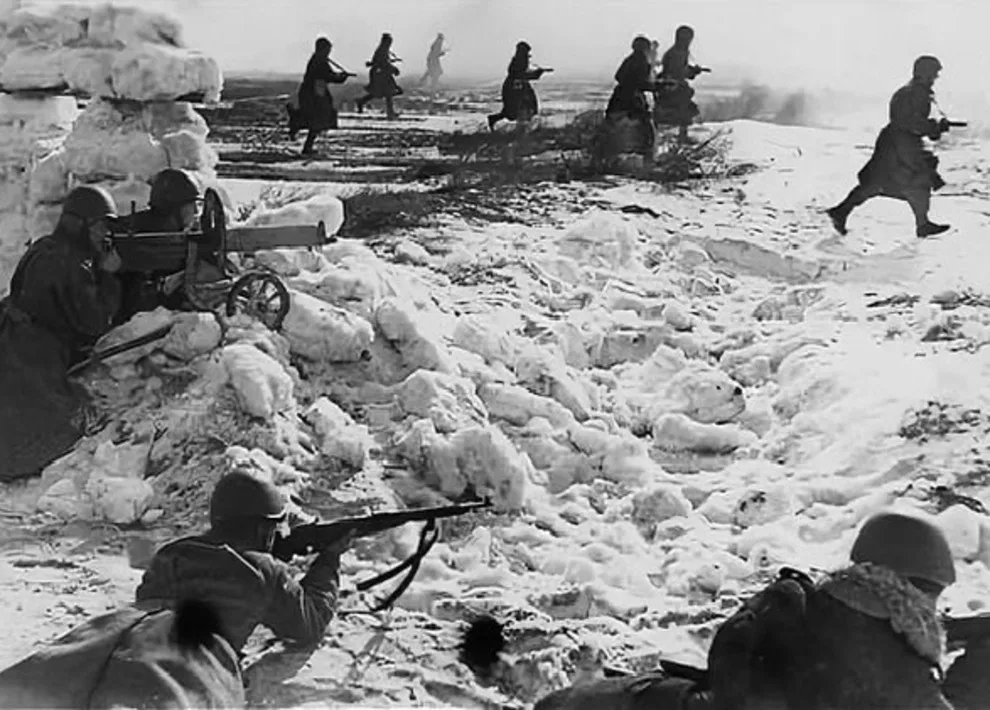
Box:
left=0, top=186, right=121, bottom=482
left=487, top=41, right=552, bottom=131
left=356, top=32, right=403, bottom=119
left=0, top=600, right=244, bottom=708
left=827, top=56, right=953, bottom=238
left=288, top=36, right=353, bottom=155
left=605, top=35, right=659, bottom=162
left=420, top=32, right=447, bottom=95
left=115, top=167, right=210, bottom=321
left=531, top=510, right=962, bottom=709
left=135, top=472, right=351, bottom=655
left=655, top=25, right=709, bottom=142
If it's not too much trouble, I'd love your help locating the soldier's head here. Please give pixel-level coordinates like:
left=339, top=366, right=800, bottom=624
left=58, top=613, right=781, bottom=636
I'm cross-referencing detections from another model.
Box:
left=850, top=510, right=956, bottom=598
left=149, top=168, right=201, bottom=229
left=675, top=25, right=695, bottom=46
left=516, top=41, right=531, bottom=56
left=381, top=32, right=393, bottom=47
left=315, top=36, right=332, bottom=57
left=913, top=55, right=942, bottom=87
left=437, top=32, right=444, bottom=40
left=632, top=35, right=651, bottom=55
left=209, top=472, right=289, bottom=552
left=59, top=184, right=119, bottom=251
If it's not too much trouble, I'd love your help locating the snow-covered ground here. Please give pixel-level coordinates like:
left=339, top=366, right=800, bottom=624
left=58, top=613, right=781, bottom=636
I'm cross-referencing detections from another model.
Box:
left=3, top=115, right=990, bottom=708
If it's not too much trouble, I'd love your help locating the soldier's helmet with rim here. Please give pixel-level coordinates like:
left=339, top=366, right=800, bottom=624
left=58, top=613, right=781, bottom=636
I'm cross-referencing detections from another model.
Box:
left=209, top=472, right=287, bottom=527
left=913, top=55, right=942, bottom=77
left=62, top=185, right=118, bottom=223
left=850, top=510, right=956, bottom=590
left=149, top=168, right=200, bottom=212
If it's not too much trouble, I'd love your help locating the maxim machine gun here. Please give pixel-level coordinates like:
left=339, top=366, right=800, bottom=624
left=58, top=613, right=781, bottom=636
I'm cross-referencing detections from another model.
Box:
left=111, top=187, right=335, bottom=331
left=273, top=499, right=492, bottom=613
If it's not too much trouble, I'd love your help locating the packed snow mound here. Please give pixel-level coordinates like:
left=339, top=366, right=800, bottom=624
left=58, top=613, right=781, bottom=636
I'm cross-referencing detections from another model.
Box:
left=0, top=4, right=223, bottom=101
left=243, top=193, right=345, bottom=237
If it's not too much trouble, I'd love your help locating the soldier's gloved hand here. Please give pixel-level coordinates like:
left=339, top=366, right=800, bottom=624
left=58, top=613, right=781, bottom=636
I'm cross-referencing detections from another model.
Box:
left=927, top=119, right=944, bottom=140
left=98, top=246, right=122, bottom=274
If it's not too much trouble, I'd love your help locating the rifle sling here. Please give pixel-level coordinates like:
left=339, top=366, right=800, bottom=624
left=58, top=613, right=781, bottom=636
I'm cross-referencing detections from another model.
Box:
left=341, top=519, right=440, bottom=615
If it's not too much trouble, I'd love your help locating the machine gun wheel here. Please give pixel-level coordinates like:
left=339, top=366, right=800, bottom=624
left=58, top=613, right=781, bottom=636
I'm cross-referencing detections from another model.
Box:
left=225, top=272, right=291, bottom=330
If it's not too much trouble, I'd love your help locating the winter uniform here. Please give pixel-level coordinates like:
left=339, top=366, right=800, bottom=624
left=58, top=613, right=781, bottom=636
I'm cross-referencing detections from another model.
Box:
left=135, top=473, right=343, bottom=655
left=356, top=34, right=403, bottom=119
left=288, top=38, right=351, bottom=154
left=0, top=186, right=121, bottom=481
left=828, top=56, right=951, bottom=237
left=488, top=42, right=547, bottom=130
left=605, top=37, right=658, bottom=154
left=655, top=26, right=704, bottom=133
left=533, top=510, right=960, bottom=709
left=420, top=34, right=446, bottom=90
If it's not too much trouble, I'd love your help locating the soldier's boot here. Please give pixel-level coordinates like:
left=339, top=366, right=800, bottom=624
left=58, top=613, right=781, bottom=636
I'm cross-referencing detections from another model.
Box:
left=386, top=97, right=398, bottom=120
left=301, top=130, right=317, bottom=156
left=487, top=113, right=501, bottom=132
left=909, top=192, right=949, bottom=237
left=917, top=221, right=950, bottom=237
left=356, top=96, right=368, bottom=114
left=826, top=205, right=850, bottom=235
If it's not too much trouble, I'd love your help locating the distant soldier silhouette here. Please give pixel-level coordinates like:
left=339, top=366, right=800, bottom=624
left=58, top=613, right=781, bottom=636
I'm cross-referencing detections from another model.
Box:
left=487, top=41, right=552, bottom=131
left=288, top=37, right=353, bottom=156
left=655, top=25, right=709, bottom=142
left=827, top=55, right=952, bottom=238
left=420, top=32, right=447, bottom=95
left=356, top=33, right=403, bottom=120
left=605, top=36, right=658, bottom=161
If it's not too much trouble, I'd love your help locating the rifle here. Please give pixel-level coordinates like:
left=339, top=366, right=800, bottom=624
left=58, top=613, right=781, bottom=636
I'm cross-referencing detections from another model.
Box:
left=67, top=323, right=174, bottom=376
left=328, top=57, right=356, bottom=78
left=939, top=118, right=968, bottom=130
left=944, top=614, right=990, bottom=648
left=273, top=499, right=491, bottom=613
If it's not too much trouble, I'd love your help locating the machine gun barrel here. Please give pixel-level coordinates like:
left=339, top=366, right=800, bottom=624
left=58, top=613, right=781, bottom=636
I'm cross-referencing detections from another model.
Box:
left=272, top=500, right=491, bottom=561
left=945, top=120, right=968, bottom=128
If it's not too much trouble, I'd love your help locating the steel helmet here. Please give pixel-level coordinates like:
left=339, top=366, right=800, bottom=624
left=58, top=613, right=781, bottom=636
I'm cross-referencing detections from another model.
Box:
left=632, top=35, right=651, bottom=53
left=149, top=168, right=200, bottom=212
left=62, top=185, right=118, bottom=222
left=913, top=55, right=942, bottom=77
left=851, top=510, right=956, bottom=590
left=209, top=472, right=287, bottom=527
left=516, top=41, right=531, bottom=54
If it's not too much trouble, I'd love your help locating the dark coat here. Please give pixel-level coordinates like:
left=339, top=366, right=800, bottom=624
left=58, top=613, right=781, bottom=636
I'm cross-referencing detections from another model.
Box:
left=135, top=534, right=340, bottom=654
left=856, top=80, right=945, bottom=199
left=0, top=229, right=120, bottom=481
left=500, top=52, right=542, bottom=120
left=291, top=53, right=349, bottom=133
left=606, top=51, right=655, bottom=120
left=655, top=45, right=702, bottom=125
left=0, top=605, right=244, bottom=709
left=365, top=44, right=402, bottom=99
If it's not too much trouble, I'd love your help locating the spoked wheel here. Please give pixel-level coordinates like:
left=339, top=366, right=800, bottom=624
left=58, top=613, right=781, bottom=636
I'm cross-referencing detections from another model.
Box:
left=225, top=272, right=291, bottom=330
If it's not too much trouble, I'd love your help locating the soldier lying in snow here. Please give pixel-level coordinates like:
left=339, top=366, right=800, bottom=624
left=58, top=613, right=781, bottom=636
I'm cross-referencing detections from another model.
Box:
left=0, top=186, right=122, bottom=482
left=496, top=510, right=987, bottom=709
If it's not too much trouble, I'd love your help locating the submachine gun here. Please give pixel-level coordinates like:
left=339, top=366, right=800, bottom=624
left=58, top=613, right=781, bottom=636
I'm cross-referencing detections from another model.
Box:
left=939, top=117, right=968, bottom=131
left=272, top=499, right=492, bottom=612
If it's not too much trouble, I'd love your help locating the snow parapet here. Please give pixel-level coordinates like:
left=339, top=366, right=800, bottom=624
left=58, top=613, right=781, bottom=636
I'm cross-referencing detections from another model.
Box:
left=0, top=2, right=224, bottom=295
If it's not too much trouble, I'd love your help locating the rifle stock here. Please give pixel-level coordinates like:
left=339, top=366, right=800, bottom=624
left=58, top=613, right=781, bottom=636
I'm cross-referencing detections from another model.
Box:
left=944, top=614, right=990, bottom=645
left=272, top=500, right=490, bottom=561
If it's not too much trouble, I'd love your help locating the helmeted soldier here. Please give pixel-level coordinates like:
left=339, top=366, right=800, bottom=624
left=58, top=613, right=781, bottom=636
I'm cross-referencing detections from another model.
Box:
left=605, top=35, right=659, bottom=161
left=356, top=33, right=403, bottom=120
left=0, top=185, right=122, bottom=481
left=288, top=36, right=353, bottom=156
left=532, top=509, right=959, bottom=709
left=827, top=55, right=953, bottom=238
left=134, top=472, right=351, bottom=655
left=113, top=168, right=209, bottom=321
left=487, top=41, right=551, bottom=131
left=656, top=25, right=708, bottom=142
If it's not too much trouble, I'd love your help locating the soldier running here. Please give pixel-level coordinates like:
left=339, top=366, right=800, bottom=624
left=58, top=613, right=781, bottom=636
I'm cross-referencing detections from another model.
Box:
left=487, top=41, right=551, bottom=131
left=419, top=32, right=447, bottom=95
left=0, top=186, right=122, bottom=482
left=655, top=25, right=708, bottom=143
left=288, top=36, right=353, bottom=156
left=827, top=55, right=953, bottom=238
left=355, top=33, right=403, bottom=120
left=605, top=35, right=659, bottom=162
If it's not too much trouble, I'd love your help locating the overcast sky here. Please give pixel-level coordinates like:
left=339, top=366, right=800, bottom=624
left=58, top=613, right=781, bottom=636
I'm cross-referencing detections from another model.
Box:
left=28, top=0, right=990, bottom=103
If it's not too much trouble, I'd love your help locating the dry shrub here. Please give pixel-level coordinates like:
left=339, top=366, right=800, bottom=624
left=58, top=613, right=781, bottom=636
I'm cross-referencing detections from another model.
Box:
left=338, top=188, right=443, bottom=239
